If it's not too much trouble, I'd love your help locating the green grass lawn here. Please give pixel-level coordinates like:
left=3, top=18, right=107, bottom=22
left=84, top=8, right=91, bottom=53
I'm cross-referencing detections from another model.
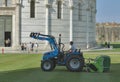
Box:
left=99, top=42, right=120, bottom=49
left=0, top=53, right=120, bottom=82
left=88, top=48, right=120, bottom=52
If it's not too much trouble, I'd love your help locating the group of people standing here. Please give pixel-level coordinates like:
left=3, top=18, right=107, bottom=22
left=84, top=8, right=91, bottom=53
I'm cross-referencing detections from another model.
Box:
left=21, top=42, right=39, bottom=53
left=20, top=41, right=77, bottom=53
left=104, top=42, right=110, bottom=48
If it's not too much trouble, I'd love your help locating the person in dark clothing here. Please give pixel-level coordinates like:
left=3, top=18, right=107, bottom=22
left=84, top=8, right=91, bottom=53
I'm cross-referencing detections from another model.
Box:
left=107, top=42, right=110, bottom=48
left=105, top=42, right=107, bottom=48
left=31, top=43, right=34, bottom=51
left=21, top=43, right=24, bottom=51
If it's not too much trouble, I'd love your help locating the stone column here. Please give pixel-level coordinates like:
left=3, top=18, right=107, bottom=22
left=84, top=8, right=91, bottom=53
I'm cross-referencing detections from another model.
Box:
left=12, top=14, right=16, bottom=48
left=45, top=0, right=50, bottom=35
left=86, top=0, right=90, bottom=49
left=69, top=0, right=74, bottom=41
left=12, top=0, right=20, bottom=49
left=69, top=6, right=73, bottom=41
left=44, top=0, right=51, bottom=47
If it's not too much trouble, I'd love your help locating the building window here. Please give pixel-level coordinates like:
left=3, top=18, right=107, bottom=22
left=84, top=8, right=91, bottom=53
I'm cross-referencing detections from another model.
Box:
left=78, top=3, right=82, bottom=21
left=0, top=0, right=3, bottom=6
left=5, top=0, right=8, bottom=6
left=57, top=1, right=62, bottom=19
left=5, top=0, right=12, bottom=7
left=0, top=0, right=12, bottom=7
left=90, top=8, right=93, bottom=22
left=30, top=0, right=35, bottom=18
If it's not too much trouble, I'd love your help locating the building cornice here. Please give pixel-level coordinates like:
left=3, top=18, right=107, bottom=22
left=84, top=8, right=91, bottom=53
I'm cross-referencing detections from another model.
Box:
left=0, top=7, right=16, bottom=10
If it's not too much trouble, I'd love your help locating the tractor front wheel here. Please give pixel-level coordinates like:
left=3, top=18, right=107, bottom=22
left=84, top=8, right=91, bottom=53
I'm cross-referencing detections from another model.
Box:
left=41, top=60, right=55, bottom=71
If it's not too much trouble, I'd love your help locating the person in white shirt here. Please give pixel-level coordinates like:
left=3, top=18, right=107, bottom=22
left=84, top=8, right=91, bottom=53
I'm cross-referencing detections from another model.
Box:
left=69, top=41, right=76, bottom=52
left=34, top=43, right=38, bottom=53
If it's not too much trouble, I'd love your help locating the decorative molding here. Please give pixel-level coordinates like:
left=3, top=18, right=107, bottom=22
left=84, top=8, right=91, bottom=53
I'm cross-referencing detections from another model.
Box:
left=69, top=6, right=74, bottom=10
left=0, top=7, right=15, bottom=10
left=86, top=8, right=90, bottom=11
left=36, top=0, right=40, bottom=3
left=28, top=0, right=31, bottom=3
left=45, top=4, right=51, bottom=8
left=28, top=0, right=40, bottom=3
left=16, top=2, right=21, bottom=5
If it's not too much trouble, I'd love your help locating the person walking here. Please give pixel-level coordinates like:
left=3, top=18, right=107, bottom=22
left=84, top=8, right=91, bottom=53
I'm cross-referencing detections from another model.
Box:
left=34, top=43, right=38, bottom=53
left=31, top=42, right=34, bottom=51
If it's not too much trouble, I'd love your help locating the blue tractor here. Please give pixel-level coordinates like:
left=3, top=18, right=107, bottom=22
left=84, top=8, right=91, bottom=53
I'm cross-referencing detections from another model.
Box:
left=30, top=32, right=84, bottom=72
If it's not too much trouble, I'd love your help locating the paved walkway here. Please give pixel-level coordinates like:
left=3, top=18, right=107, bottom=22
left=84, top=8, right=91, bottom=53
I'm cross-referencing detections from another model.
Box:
left=83, top=47, right=120, bottom=55
left=0, top=47, right=119, bottom=55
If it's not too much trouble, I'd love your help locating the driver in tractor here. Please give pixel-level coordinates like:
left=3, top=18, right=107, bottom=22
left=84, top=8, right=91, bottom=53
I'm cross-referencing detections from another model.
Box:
left=69, top=41, right=76, bottom=53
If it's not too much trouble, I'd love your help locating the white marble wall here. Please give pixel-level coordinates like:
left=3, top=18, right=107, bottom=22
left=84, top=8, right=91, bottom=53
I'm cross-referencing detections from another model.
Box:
left=21, top=0, right=96, bottom=49
left=0, top=0, right=20, bottom=49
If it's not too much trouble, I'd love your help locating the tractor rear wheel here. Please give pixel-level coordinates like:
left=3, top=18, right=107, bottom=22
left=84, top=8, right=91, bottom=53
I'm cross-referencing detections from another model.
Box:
left=41, top=60, right=55, bottom=71
left=66, top=55, right=84, bottom=72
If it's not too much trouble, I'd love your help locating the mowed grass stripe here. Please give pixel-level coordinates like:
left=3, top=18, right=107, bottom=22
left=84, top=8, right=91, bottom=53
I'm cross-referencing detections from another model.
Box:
left=0, top=54, right=42, bottom=71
